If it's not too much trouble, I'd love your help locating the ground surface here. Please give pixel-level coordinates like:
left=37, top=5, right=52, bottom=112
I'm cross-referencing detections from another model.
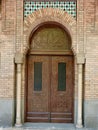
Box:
left=0, top=123, right=97, bottom=130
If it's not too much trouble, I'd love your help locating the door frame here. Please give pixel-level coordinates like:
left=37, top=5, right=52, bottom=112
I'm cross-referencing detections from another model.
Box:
left=24, top=22, right=75, bottom=123
left=25, top=53, right=74, bottom=123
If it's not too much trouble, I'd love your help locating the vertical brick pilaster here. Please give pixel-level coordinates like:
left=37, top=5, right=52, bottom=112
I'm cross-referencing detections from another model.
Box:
left=77, top=0, right=84, bottom=54
left=95, top=0, right=98, bottom=30
left=16, top=0, right=23, bottom=52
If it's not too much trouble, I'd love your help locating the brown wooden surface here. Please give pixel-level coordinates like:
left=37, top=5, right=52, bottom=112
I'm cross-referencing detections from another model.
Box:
left=51, top=56, right=73, bottom=123
left=29, top=50, right=73, bottom=55
left=30, top=27, right=71, bottom=51
left=26, top=55, right=74, bottom=123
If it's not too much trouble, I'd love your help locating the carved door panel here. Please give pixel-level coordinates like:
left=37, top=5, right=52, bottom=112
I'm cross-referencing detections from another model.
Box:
left=26, top=55, right=50, bottom=122
left=51, top=56, right=74, bottom=123
left=26, top=55, right=74, bottom=123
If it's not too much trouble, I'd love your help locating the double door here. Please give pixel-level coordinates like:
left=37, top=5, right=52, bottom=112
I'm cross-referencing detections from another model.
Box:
left=26, top=55, right=74, bottom=123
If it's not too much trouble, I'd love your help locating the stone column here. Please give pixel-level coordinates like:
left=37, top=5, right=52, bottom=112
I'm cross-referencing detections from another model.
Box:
left=15, top=53, right=23, bottom=127
left=76, top=54, right=85, bottom=128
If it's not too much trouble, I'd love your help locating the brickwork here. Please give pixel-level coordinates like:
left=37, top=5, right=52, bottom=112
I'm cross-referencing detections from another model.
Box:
left=0, top=0, right=98, bottom=100
left=77, top=0, right=84, bottom=54
left=85, top=35, right=98, bottom=99
left=23, top=8, right=77, bottom=54
left=95, top=0, right=98, bottom=28
left=0, top=0, right=98, bottom=127
left=16, top=0, right=23, bottom=52
left=85, top=0, right=96, bottom=32
left=0, top=34, right=15, bottom=98
left=1, top=0, right=16, bottom=34
left=84, top=0, right=98, bottom=99
left=0, top=0, right=16, bottom=99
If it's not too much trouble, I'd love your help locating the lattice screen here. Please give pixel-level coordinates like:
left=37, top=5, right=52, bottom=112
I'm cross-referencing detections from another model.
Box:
left=24, top=0, right=76, bottom=18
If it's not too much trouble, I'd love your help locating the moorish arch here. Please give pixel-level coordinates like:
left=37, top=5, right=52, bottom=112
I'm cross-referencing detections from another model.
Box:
left=23, top=8, right=77, bottom=55
left=15, top=8, right=84, bottom=128
left=22, top=8, right=77, bottom=123
left=25, top=22, right=74, bottom=123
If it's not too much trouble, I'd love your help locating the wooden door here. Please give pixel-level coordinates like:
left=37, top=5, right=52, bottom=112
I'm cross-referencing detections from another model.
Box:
left=26, top=55, right=74, bottom=123
left=26, top=55, right=51, bottom=122
left=51, top=56, right=74, bottom=123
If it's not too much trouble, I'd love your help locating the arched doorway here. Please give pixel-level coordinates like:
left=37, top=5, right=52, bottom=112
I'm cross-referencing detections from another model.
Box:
left=25, top=23, right=74, bottom=123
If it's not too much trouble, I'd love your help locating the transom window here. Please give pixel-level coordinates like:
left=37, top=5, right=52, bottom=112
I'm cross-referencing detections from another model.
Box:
left=24, top=0, right=77, bottom=18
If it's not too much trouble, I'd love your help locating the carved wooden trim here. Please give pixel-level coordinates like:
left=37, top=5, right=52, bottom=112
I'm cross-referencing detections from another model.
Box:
left=30, top=26, right=71, bottom=52
left=29, top=50, right=73, bottom=55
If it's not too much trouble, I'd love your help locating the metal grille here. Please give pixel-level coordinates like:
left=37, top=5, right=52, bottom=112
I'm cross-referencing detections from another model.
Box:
left=24, top=1, right=76, bottom=18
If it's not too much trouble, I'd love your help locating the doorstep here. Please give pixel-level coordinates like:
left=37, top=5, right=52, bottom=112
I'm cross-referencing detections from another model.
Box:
left=0, top=123, right=96, bottom=130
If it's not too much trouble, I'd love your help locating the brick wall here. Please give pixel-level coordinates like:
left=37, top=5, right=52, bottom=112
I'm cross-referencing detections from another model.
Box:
left=84, top=0, right=98, bottom=99
left=0, top=0, right=98, bottom=125
left=0, top=0, right=16, bottom=99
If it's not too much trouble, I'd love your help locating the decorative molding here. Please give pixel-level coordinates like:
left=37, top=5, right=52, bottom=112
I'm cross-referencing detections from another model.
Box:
left=77, top=54, right=85, bottom=64
left=29, top=50, right=73, bottom=55
left=15, top=53, right=24, bottom=64
left=24, top=0, right=77, bottom=18
left=23, top=8, right=77, bottom=55
left=31, top=27, right=71, bottom=51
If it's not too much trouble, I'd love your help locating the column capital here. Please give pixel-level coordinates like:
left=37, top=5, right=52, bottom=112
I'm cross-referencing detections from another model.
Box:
left=15, top=53, right=24, bottom=64
left=77, top=54, right=85, bottom=64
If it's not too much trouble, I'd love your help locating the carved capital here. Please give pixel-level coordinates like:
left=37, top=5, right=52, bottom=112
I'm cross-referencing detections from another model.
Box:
left=15, top=53, right=24, bottom=64
left=77, top=54, right=85, bottom=64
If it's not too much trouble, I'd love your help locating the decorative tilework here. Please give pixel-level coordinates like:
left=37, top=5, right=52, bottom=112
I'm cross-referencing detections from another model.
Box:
left=24, top=0, right=76, bottom=18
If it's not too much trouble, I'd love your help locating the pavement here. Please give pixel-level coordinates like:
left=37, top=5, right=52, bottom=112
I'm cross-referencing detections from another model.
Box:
left=0, top=123, right=97, bottom=130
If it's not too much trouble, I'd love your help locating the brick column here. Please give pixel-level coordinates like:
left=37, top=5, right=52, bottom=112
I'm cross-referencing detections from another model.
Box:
left=95, top=0, right=98, bottom=29
left=76, top=54, right=85, bottom=128
left=15, top=53, right=23, bottom=127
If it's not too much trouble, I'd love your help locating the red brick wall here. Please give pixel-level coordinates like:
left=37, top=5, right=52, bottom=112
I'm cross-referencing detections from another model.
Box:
left=0, top=0, right=98, bottom=100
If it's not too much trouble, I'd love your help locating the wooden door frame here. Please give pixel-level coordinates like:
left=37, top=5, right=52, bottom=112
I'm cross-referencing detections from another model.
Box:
left=24, top=53, right=74, bottom=123
left=24, top=22, right=74, bottom=122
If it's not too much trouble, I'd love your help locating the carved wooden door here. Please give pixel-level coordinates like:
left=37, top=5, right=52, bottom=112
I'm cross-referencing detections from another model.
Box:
left=26, top=55, right=50, bottom=122
left=26, top=55, right=74, bottom=123
left=50, top=56, right=73, bottom=123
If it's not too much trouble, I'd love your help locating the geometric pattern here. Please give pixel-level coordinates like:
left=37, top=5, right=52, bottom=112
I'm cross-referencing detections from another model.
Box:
left=24, top=0, right=76, bottom=18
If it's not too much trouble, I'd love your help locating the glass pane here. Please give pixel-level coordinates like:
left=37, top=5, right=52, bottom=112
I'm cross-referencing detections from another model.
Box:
left=34, top=62, right=42, bottom=91
left=58, top=63, right=66, bottom=91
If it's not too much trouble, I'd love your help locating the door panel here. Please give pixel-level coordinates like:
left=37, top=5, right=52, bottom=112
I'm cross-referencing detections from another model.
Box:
left=26, top=55, right=74, bottom=123
left=51, top=56, right=73, bottom=123
left=27, top=56, right=50, bottom=122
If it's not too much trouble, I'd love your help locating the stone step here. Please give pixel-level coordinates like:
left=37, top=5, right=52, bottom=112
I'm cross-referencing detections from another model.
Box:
left=0, top=128, right=96, bottom=130
left=0, top=123, right=96, bottom=130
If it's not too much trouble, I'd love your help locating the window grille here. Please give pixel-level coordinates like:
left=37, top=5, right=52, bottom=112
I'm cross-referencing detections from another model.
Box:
left=24, top=0, right=76, bottom=18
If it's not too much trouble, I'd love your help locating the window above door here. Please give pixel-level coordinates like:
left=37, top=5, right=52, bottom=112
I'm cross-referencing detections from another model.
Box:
left=24, top=0, right=77, bottom=18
